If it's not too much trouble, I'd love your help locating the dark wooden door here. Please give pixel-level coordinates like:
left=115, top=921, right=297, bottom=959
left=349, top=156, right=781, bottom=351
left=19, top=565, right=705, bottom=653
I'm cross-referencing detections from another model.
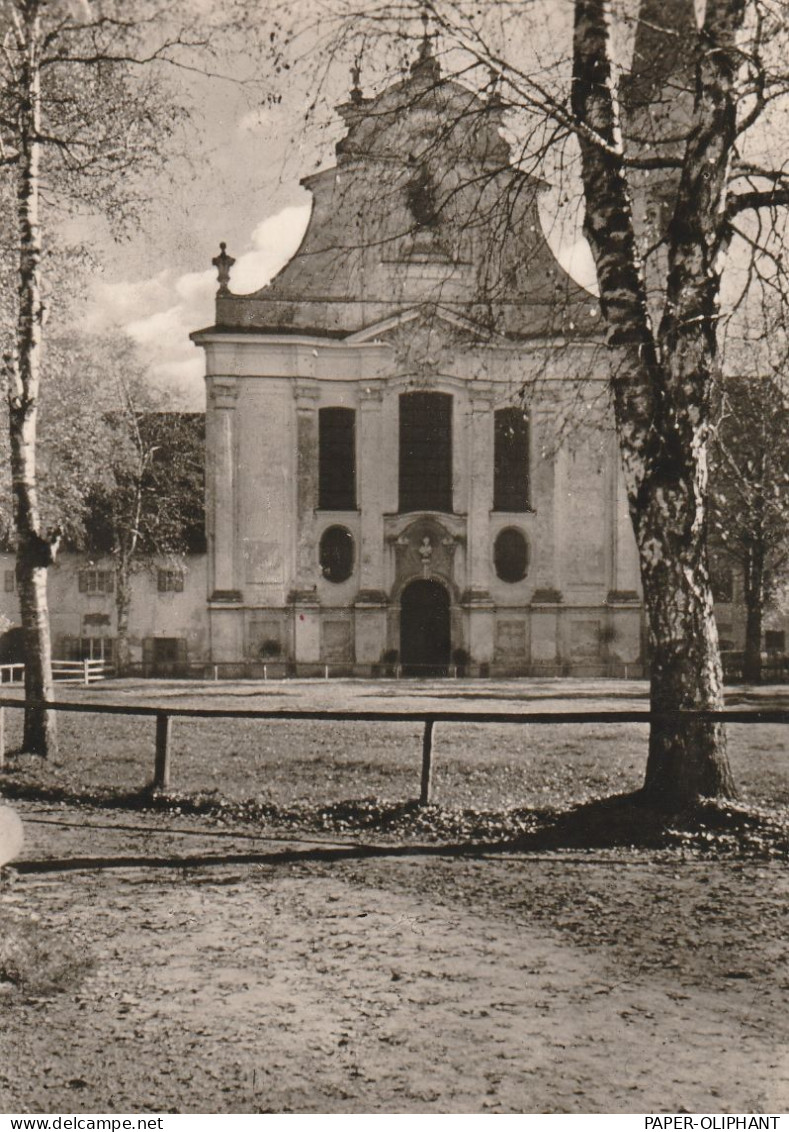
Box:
left=400, top=580, right=450, bottom=677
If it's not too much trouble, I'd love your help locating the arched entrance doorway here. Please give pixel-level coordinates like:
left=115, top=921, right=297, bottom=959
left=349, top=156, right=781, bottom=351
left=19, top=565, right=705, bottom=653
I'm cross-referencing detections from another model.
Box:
left=400, top=579, right=451, bottom=677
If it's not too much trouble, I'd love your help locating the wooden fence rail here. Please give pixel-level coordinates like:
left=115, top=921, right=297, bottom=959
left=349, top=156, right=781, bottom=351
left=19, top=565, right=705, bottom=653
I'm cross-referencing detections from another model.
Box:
left=0, top=697, right=787, bottom=803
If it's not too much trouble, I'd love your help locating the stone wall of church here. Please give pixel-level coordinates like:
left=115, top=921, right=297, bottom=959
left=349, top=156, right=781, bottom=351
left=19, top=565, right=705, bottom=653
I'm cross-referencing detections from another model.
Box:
left=188, top=20, right=783, bottom=682
left=197, top=332, right=646, bottom=677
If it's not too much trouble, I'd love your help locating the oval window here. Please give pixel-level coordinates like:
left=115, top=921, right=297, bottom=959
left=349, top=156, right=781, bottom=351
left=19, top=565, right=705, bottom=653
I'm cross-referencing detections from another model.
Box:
left=494, top=528, right=528, bottom=583
left=319, top=526, right=354, bottom=583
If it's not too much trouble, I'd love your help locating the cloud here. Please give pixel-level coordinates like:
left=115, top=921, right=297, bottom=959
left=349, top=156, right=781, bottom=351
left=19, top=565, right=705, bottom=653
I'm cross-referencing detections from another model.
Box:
left=84, top=270, right=174, bottom=331
left=536, top=189, right=599, bottom=296
left=231, top=206, right=312, bottom=292
left=556, top=239, right=599, bottom=295
left=84, top=203, right=312, bottom=407
left=125, top=305, right=194, bottom=352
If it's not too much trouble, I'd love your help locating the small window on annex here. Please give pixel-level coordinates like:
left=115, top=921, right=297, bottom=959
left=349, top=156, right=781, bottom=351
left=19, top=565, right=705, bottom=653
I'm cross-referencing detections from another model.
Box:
left=766, top=630, right=786, bottom=654
left=399, top=391, right=453, bottom=513
left=78, top=569, right=114, bottom=595
left=157, top=568, right=185, bottom=593
left=319, top=407, right=356, bottom=511
left=319, top=526, right=355, bottom=584
left=494, top=407, right=530, bottom=512
left=494, top=528, right=529, bottom=583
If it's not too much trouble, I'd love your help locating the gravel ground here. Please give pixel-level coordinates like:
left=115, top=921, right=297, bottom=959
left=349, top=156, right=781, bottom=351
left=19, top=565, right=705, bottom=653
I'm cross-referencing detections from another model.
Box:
left=0, top=800, right=788, bottom=1115
left=1, top=680, right=788, bottom=1115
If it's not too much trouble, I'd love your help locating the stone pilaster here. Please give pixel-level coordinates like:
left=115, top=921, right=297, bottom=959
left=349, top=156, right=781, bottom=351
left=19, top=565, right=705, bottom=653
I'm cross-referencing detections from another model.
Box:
left=529, top=409, right=561, bottom=597
left=207, top=377, right=242, bottom=665
left=354, top=591, right=388, bottom=668
left=465, top=385, right=495, bottom=663
left=608, top=451, right=641, bottom=601
left=358, top=382, right=385, bottom=591
left=208, top=378, right=240, bottom=602
left=292, top=593, right=321, bottom=666
left=467, top=383, right=494, bottom=598
left=355, top=383, right=388, bottom=668
left=551, top=444, right=567, bottom=600
left=294, top=381, right=320, bottom=592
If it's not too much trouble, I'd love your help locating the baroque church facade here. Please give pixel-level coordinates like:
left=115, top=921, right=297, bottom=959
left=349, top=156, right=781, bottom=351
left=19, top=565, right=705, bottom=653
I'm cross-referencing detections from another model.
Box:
left=191, top=35, right=647, bottom=677
left=0, top=2, right=779, bottom=678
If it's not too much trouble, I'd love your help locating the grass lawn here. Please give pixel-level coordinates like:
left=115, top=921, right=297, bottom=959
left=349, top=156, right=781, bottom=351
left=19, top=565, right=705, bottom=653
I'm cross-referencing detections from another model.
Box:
left=1, top=678, right=787, bottom=818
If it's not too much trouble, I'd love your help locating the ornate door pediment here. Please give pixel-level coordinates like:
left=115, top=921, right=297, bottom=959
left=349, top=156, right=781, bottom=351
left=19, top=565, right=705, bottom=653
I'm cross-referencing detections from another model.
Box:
left=386, top=514, right=466, bottom=596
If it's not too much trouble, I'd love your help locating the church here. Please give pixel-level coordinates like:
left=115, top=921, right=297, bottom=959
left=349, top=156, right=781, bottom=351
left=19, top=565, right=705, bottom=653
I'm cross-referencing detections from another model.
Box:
left=0, top=3, right=779, bottom=679
left=190, top=29, right=649, bottom=678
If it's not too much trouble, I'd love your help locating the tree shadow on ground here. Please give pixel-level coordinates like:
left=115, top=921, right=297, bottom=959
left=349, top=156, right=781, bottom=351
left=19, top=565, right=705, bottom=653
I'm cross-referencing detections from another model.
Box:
left=503, top=790, right=761, bottom=851
left=7, top=788, right=789, bottom=874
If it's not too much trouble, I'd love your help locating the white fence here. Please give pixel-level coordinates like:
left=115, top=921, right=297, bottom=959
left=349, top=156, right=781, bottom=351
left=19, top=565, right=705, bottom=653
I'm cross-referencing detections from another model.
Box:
left=0, top=660, right=113, bottom=686
left=53, top=659, right=113, bottom=685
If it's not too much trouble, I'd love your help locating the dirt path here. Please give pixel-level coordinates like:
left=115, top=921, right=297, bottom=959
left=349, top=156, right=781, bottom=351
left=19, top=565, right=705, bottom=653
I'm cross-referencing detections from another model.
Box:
left=2, top=804, right=788, bottom=1114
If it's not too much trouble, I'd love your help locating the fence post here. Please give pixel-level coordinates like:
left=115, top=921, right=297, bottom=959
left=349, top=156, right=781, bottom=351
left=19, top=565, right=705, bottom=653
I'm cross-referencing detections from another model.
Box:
left=0, top=707, right=4, bottom=769
left=419, top=718, right=435, bottom=806
left=83, top=659, right=90, bottom=686
left=154, top=713, right=172, bottom=790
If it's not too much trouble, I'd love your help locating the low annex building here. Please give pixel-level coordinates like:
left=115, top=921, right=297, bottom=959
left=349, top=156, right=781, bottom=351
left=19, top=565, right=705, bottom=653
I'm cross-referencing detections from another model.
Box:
left=0, top=551, right=208, bottom=676
left=190, top=38, right=645, bottom=678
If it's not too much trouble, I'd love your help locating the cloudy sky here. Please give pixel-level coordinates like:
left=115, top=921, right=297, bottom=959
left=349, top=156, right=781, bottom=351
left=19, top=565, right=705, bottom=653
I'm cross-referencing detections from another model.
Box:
left=84, top=202, right=313, bottom=405
left=78, top=28, right=339, bottom=408
left=78, top=3, right=598, bottom=409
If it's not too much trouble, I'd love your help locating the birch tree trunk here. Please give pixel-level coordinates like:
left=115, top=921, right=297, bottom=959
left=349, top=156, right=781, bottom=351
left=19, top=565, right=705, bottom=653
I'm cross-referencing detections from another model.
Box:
left=742, top=543, right=764, bottom=684
left=6, top=0, right=58, bottom=756
left=115, top=555, right=133, bottom=677
left=572, top=0, right=738, bottom=808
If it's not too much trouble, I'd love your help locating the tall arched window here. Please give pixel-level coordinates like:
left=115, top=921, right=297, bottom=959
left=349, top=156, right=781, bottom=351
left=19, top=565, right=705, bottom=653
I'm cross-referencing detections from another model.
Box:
left=319, top=407, right=356, bottom=511
left=399, top=391, right=453, bottom=513
left=494, top=406, right=530, bottom=512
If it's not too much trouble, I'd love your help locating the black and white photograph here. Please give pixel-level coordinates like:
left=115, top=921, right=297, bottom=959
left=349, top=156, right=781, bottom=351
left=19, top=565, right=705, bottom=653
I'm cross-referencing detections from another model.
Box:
left=0, top=0, right=788, bottom=1117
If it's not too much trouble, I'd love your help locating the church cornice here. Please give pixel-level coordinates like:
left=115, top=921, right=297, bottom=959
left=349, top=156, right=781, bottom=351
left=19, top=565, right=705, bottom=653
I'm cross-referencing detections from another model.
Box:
left=198, top=298, right=603, bottom=339
left=191, top=327, right=611, bottom=385
left=344, top=305, right=500, bottom=346
left=193, top=325, right=606, bottom=350
left=301, top=154, right=536, bottom=183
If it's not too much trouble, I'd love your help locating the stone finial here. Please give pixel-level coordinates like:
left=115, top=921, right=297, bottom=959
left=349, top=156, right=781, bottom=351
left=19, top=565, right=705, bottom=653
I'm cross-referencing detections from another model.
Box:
left=488, top=68, right=504, bottom=109
left=350, top=59, right=363, bottom=104
left=212, top=242, right=235, bottom=294
left=410, top=3, right=439, bottom=79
